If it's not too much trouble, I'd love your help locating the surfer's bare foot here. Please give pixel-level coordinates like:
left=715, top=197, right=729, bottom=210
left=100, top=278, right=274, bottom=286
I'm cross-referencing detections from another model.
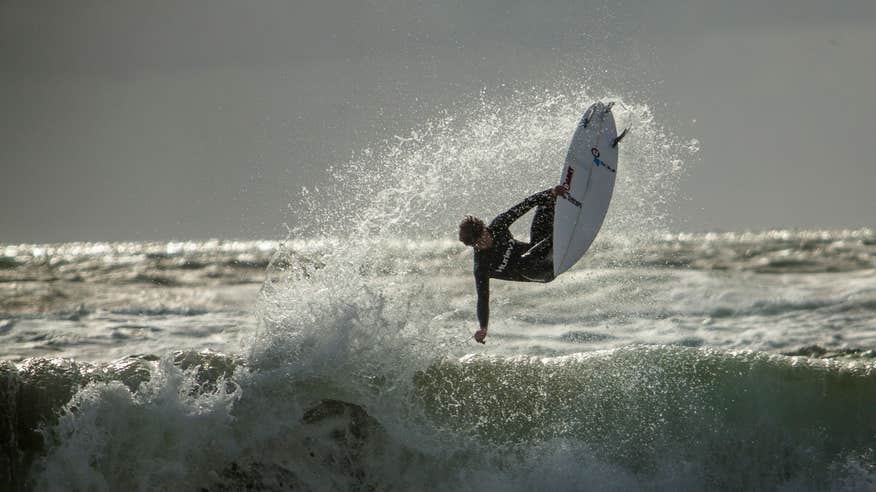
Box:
left=552, top=185, right=568, bottom=197
left=474, top=328, right=488, bottom=344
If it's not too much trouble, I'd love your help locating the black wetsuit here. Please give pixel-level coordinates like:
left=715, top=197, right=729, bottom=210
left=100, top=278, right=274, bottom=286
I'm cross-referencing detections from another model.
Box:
left=473, top=189, right=556, bottom=328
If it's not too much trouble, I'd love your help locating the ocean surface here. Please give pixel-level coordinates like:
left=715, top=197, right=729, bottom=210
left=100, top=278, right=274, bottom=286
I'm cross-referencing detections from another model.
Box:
left=2, top=91, right=875, bottom=490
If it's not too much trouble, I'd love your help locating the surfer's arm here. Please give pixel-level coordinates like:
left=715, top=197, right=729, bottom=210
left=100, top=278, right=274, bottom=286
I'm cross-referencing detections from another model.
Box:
left=489, top=188, right=556, bottom=231
left=475, top=269, right=489, bottom=329
left=474, top=268, right=489, bottom=343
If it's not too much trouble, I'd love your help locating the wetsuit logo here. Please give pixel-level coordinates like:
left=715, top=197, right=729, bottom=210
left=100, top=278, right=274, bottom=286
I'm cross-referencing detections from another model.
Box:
left=496, top=244, right=514, bottom=273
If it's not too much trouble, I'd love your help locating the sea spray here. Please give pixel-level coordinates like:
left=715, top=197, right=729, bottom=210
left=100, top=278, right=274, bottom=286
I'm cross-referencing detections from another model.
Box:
left=288, top=87, right=696, bottom=241
left=257, top=85, right=699, bottom=373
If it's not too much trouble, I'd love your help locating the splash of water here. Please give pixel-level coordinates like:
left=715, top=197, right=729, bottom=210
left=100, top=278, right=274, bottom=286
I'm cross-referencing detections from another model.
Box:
left=254, top=84, right=699, bottom=377
left=292, top=87, right=696, bottom=242
left=252, top=86, right=694, bottom=378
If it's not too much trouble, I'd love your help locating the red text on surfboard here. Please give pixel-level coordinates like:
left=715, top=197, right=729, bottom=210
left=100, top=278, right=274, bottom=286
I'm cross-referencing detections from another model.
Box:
left=562, top=167, right=574, bottom=191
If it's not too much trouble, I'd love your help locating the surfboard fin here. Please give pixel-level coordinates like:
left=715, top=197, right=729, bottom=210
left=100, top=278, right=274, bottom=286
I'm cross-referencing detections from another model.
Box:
left=612, top=128, right=629, bottom=148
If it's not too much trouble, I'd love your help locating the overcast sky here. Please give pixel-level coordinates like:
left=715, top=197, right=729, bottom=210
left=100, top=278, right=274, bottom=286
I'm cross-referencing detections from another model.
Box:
left=2, top=0, right=875, bottom=242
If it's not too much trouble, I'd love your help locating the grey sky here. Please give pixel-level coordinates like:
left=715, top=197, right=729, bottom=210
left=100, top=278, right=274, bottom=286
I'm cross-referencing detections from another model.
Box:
left=2, top=0, right=875, bottom=242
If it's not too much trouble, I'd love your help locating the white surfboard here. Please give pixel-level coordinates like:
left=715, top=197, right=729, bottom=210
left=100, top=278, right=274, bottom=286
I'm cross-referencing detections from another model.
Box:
left=552, top=102, right=621, bottom=276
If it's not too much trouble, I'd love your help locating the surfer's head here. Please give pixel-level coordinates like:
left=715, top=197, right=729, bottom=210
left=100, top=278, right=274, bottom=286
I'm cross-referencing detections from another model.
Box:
left=459, top=216, right=490, bottom=249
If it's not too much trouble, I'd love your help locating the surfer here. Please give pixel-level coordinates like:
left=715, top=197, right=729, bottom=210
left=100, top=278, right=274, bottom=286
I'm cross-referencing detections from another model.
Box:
left=459, top=185, right=568, bottom=344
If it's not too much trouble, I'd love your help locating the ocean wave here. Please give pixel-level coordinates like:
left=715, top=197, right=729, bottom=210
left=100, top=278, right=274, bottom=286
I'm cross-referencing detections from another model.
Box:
left=642, top=229, right=876, bottom=273
left=0, top=241, right=275, bottom=288
left=2, top=346, right=874, bottom=490
left=781, top=345, right=876, bottom=360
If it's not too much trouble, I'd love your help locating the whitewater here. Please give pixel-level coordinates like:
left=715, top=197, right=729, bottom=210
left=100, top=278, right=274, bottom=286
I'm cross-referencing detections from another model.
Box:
left=1, top=89, right=874, bottom=491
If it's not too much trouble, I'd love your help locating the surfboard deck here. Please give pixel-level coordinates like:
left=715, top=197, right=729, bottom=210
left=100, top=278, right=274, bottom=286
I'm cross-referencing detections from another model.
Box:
left=552, top=102, right=620, bottom=276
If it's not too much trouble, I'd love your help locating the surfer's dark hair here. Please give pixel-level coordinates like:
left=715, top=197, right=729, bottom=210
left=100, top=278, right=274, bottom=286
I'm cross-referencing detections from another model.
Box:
left=458, top=215, right=485, bottom=246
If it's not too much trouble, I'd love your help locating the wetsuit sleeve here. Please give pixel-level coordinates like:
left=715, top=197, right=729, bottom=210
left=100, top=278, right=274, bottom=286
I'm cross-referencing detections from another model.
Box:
left=475, top=266, right=489, bottom=328
left=489, top=189, right=554, bottom=231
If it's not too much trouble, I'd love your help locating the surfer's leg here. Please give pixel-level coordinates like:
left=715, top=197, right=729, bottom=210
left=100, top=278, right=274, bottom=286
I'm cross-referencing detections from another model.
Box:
left=529, top=204, right=555, bottom=246
left=518, top=249, right=555, bottom=283
left=521, top=204, right=556, bottom=282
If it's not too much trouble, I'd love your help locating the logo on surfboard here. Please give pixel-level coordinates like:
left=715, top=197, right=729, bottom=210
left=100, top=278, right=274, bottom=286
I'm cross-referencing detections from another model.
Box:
left=560, top=166, right=582, bottom=208
left=591, top=147, right=616, bottom=173
left=591, top=147, right=604, bottom=167
left=561, top=166, right=574, bottom=191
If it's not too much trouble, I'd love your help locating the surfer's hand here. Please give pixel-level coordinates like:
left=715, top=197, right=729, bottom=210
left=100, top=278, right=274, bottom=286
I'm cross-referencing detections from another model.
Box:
left=552, top=185, right=568, bottom=197
left=474, top=327, right=488, bottom=344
